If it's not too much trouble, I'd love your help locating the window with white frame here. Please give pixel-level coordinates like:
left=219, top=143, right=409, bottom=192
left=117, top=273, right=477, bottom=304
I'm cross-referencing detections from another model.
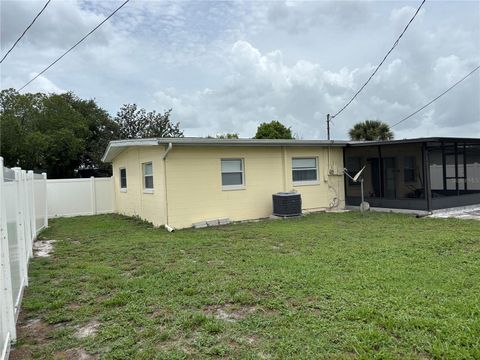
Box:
left=119, top=168, right=127, bottom=190
left=221, top=159, right=244, bottom=188
left=143, top=162, right=154, bottom=190
left=292, top=158, right=318, bottom=183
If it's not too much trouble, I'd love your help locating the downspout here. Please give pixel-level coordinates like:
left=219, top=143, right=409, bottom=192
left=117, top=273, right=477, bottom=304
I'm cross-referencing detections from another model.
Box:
left=162, top=142, right=174, bottom=232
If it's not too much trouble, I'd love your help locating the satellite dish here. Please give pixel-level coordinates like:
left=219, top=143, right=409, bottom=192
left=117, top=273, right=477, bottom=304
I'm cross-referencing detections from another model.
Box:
left=343, top=164, right=369, bottom=213
left=353, top=166, right=366, bottom=182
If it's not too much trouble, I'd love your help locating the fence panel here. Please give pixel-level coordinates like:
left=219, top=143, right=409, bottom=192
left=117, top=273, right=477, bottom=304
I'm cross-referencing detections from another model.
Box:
left=34, top=173, right=48, bottom=234
left=47, top=177, right=114, bottom=218
left=1, top=165, right=110, bottom=359
left=0, top=158, right=48, bottom=360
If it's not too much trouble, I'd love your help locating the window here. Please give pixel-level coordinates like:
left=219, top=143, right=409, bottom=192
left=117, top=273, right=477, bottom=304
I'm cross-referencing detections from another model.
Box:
left=292, top=158, right=318, bottom=184
left=404, top=156, right=416, bottom=183
left=143, top=162, right=154, bottom=191
left=346, top=157, right=362, bottom=186
left=119, top=168, right=127, bottom=191
left=221, top=159, right=244, bottom=189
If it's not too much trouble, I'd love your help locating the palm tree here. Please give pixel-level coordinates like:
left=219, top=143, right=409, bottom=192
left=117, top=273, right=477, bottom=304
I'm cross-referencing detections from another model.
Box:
left=348, top=120, right=394, bottom=141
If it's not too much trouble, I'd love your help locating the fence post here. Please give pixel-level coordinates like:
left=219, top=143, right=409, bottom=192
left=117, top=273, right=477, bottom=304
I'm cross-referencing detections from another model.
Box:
left=42, top=173, right=48, bottom=228
left=90, top=176, right=96, bottom=215
left=28, top=171, right=36, bottom=242
left=12, top=168, right=28, bottom=289
left=21, top=170, right=32, bottom=260
left=0, top=157, right=17, bottom=343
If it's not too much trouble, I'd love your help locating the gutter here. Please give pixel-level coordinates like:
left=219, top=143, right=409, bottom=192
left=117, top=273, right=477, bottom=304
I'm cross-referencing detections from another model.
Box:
left=161, top=142, right=174, bottom=232
left=162, top=142, right=173, bottom=159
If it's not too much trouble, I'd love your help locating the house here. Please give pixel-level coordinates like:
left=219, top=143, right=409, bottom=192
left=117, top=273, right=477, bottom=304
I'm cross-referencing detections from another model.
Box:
left=344, top=137, right=480, bottom=211
left=101, top=137, right=480, bottom=229
left=101, top=138, right=347, bottom=229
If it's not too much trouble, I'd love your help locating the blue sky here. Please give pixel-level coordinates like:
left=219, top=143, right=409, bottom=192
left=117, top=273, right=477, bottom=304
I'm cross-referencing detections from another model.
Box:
left=1, top=0, right=479, bottom=139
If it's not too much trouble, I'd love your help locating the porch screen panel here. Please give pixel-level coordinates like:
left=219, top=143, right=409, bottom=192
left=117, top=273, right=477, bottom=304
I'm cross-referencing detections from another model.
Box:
left=429, top=149, right=443, bottom=190
left=466, top=145, right=480, bottom=190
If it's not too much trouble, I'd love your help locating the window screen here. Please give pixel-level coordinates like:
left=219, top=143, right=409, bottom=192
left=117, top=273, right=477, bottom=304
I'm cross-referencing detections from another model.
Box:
left=221, top=159, right=244, bottom=187
left=143, top=162, right=154, bottom=189
left=292, top=158, right=317, bottom=182
left=119, top=168, right=127, bottom=189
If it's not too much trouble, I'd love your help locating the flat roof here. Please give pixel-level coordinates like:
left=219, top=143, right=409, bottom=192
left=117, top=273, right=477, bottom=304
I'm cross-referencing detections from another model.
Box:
left=347, top=137, right=480, bottom=147
left=101, top=137, right=349, bottom=162
left=102, top=136, right=480, bottom=162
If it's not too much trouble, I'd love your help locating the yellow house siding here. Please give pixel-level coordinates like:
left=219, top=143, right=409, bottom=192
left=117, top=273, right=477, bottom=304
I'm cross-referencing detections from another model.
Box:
left=165, top=146, right=284, bottom=229
left=286, top=147, right=345, bottom=211
left=110, top=144, right=345, bottom=229
left=112, top=146, right=166, bottom=226
left=165, top=146, right=345, bottom=229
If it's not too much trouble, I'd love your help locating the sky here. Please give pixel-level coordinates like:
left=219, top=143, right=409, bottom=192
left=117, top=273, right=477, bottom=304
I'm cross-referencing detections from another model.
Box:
left=1, top=0, right=479, bottom=140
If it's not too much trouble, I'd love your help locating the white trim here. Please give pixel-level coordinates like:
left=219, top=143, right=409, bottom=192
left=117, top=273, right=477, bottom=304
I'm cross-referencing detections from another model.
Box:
left=221, top=158, right=245, bottom=188
left=292, top=157, right=318, bottom=184
left=101, top=138, right=349, bottom=163
left=119, top=167, right=127, bottom=190
left=293, top=181, right=320, bottom=187
left=142, top=162, right=154, bottom=190
left=222, top=185, right=246, bottom=191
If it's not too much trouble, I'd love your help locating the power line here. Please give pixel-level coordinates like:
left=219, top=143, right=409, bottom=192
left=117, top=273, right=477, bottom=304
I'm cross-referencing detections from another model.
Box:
left=391, top=65, right=480, bottom=128
left=331, top=0, right=426, bottom=120
left=0, top=0, right=52, bottom=64
left=18, top=0, right=130, bottom=92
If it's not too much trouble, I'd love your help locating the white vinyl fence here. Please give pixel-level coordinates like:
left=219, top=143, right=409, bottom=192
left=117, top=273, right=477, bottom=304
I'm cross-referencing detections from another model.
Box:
left=47, top=177, right=114, bottom=218
left=0, top=157, right=48, bottom=360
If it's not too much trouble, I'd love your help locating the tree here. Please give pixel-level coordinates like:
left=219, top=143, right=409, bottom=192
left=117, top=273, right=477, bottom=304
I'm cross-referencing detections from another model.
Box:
left=254, top=120, right=293, bottom=139
left=348, top=120, right=394, bottom=141
left=0, top=89, right=119, bottom=178
left=114, top=104, right=183, bottom=139
left=64, top=93, right=119, bottom=176
left=208, top=133, right=239, bottom=139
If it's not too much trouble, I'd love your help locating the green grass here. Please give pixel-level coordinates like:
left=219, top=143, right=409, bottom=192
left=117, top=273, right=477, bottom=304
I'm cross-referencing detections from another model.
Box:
left=12, top=212, right=480, bottom=359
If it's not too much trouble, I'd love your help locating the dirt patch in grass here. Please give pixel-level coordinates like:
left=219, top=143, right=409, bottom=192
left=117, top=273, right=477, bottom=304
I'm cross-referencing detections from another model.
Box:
left=55, top=348, right=99, bottom=360
left=20, top=317, right=54, bottom=343
left=9, top=317, right=55, bottom=359
left=204, top=303, right=257, bottom=322
left=33, top=240, right=56, bottom=257
left=9, top=347, right=33, bottom=360
left=74, top=320, right=100, bottom=339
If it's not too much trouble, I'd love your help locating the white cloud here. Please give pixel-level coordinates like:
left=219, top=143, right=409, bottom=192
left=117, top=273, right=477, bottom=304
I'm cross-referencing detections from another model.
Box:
left=0, top=0, right=478, bottom=140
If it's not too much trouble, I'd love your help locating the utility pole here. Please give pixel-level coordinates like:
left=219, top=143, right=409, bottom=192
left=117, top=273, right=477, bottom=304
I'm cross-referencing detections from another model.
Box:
left=326, top=114, right=331, bottom=140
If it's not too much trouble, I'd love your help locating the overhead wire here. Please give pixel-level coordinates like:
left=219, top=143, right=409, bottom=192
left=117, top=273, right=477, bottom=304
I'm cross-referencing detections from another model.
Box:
left=331, top=0, right=426, bottom=120
left=391, top=64, right=480, bottom=128
left=0, top=0, right=52, bottom=64
left=18, top=0, right=131, bottom=91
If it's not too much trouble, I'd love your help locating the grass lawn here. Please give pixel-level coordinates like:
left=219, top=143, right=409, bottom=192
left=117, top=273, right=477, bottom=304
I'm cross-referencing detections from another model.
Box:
left=11, top=212, right=480, bottom=359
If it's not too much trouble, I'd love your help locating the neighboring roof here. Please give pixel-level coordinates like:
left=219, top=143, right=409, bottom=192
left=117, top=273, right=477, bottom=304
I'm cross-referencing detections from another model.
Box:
left=101, top=137, right=350, bottom=162
left=346, top=137, right=480, bottom=147
left=102, top=136, right=480, bottom=162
